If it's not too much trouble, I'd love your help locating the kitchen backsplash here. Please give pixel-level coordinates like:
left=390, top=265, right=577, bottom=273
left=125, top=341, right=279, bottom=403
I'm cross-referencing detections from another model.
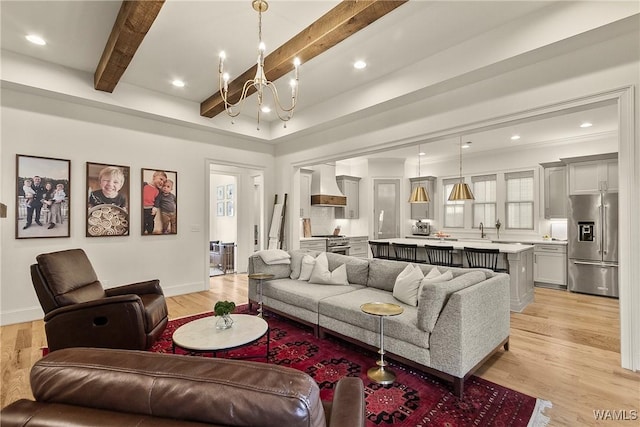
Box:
left=303, top=206, right=368, bottom=237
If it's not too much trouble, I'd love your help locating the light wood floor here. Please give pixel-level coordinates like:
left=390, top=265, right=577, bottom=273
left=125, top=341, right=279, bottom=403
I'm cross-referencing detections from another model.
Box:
left=2, top=276, right=638, bottom=426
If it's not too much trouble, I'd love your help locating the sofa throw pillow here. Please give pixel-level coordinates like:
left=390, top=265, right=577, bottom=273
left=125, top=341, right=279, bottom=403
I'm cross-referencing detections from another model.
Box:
left=309, top=252, right=349, bottom=285
left=424, top=266, right=442, bottom=279
left=421, top=269, right=452, bottom=286
left=392, top=264, right=425, bottom=306
left=255, top=249, right=291, bottom=265
left=417, top=270, right=486, bottom=332
left=290, top=250, right=313, bottom=279
left=298, top=255, right=316, bottom=281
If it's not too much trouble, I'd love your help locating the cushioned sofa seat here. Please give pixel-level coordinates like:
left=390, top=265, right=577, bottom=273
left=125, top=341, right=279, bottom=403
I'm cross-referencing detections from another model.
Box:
left=261, top=278, right=364, bottom=325
left=318, top=288, right=426, bottom=349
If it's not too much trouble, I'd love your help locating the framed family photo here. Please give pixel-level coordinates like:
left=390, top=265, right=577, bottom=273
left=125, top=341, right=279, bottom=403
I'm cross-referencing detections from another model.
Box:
left=16, top=154, right=71, bottom=239
left=86, top=162, right=130, bottom=237
left=141, top=168, right=178, bottom=235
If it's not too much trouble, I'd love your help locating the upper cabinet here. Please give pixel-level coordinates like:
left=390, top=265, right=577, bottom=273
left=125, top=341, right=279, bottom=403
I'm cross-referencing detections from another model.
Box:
left=563, top=153, right=618, bottom=195
left=300, top=169, right=313, bottom=218
left=540, top=162, right=567, bottom=219
left=409, top=176, right=436, bottom=220
left=335, top=175, right=360, bottom=219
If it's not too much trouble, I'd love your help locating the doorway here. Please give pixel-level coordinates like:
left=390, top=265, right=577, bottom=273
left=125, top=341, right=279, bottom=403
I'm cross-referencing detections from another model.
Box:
left=207, top=161, right=266, bottom=283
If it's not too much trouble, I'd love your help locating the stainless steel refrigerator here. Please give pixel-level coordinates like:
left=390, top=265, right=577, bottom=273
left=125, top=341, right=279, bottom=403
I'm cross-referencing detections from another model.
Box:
left=567, top=193, right=618, bottom=297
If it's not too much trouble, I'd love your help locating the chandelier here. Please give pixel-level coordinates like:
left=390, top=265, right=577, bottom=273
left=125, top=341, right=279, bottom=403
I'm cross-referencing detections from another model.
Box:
left=218, top=0, right=300, bottom=130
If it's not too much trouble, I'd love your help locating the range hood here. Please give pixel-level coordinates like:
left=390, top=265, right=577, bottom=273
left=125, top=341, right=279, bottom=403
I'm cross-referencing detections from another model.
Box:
left=310, top=164, right=346, bottom=206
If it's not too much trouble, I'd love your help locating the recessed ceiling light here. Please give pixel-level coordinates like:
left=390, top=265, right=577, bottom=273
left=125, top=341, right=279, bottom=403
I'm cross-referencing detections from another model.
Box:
left=462, top=141, right=472, bottom=149
left=261, top=106, right=271, bottom=113
left=353, top=60, right=367, bottom=70
left=580, top=122, right=593, bottom=128
left=418, top=151, right=426, bottom=156
left=171, top=79, right=185, bottom=88
left=510, top=135, right=521, bottom=141
left=25, top=34, right=46, bottom=46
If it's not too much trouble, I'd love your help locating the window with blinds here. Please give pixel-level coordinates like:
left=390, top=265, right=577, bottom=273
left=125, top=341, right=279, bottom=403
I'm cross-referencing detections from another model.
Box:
left=443, top=178, right=465, bottom=228
left=505, top=170, right=534, bottom=229
left=472, top=174, right=496, bottom=228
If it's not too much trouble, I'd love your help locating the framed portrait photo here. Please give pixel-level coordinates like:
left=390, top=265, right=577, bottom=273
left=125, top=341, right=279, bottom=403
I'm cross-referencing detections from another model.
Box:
left=142, top=168, right=178, bottom=235
left=16, top=154, right=71, bottom=239
left=226, top=201, right=234, bottom=217
left=217, top=185, right=224, bottom=200
left=86, top=162, right=130, bottom=237
left=217, top=202, right=225, bottom=217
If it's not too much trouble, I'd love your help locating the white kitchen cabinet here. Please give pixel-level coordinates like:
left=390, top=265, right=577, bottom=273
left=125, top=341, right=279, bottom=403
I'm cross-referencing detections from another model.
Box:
left=335, top=175, right=360, bottom=219
left=567, top=157, right=618, bottom=195
left=409, top=176, right=436, bottom=220
left=348, top=236, right=368, bottom=258
left=299, top=169, right=313, bottom=218
left=533, top=244, right=567, bottom=288
left=540, top=162, right=567, bottom=219
left=300, top=239, right=327, bottom=252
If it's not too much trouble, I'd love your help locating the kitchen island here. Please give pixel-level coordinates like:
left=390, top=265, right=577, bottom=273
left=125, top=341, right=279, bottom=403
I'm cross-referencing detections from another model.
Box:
left=369, top=238, right=534, bottom=312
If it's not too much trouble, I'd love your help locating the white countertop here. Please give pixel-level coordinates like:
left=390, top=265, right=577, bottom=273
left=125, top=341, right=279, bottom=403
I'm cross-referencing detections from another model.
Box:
left=405, top=235, right=567, bottom=246
left=372, top=238, right=535, bottom=254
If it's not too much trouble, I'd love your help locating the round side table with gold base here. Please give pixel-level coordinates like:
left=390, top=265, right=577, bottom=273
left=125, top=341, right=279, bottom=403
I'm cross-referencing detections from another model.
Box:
left=361, top=302, right=404, bottom=385
left=248, top=273, right=275, bottom=318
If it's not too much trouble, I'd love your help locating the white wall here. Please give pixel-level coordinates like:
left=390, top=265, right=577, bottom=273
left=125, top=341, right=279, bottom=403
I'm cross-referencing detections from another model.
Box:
left=0, top=89, right=275, bottom=325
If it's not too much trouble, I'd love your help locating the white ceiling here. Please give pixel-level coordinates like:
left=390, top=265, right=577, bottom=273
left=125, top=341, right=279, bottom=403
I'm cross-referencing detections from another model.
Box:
left=0, top=1, right=628, bottom=159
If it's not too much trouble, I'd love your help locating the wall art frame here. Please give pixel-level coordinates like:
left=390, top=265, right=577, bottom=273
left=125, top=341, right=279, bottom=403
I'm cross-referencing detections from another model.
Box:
left=217, top=201, right=225, bottom=217
left=16, top=154, right=71, bottom=239
left=86, top=162, right=130, bottom=237
left=217, top=185, right=224, bottom=200
left=141, top=168, right=178, bottom=235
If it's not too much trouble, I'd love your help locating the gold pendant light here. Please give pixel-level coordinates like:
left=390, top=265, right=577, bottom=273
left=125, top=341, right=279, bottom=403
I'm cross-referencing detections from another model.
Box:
left=448, top=137, right=475, bottom=201
left=409, top=144, right=430, bottom=203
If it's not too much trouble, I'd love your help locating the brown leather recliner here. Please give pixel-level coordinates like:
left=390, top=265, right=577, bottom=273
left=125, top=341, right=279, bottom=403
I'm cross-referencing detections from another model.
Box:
left=31, top=248, right=168, bottom=351
left=0, top=348, right=366, bottom=427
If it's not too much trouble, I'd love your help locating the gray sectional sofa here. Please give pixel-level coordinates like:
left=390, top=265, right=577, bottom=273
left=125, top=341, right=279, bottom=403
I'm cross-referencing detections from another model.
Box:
left=247, top=250, right=510, bottom=397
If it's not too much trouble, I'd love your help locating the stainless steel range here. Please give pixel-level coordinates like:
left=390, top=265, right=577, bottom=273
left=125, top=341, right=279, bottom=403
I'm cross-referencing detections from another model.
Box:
left=312, top=235, right=350, bottom=255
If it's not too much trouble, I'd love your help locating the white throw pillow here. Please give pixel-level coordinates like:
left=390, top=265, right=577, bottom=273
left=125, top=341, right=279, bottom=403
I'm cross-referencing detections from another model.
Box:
left=298, top=255, right=316, bottom=281
left=421, top=270, right=453, bottom=286
left=424, top=267, right=442, bottom=279
left=309, top=252, right=349, bottom=285
left=392, top=264, right=425, bottom=306
left=255, top=249, right=291, bottom=265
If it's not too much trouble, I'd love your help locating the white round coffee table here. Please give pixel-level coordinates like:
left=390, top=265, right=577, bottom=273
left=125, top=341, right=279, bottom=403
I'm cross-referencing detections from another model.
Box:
left=172, top=314, right=269, bottom=360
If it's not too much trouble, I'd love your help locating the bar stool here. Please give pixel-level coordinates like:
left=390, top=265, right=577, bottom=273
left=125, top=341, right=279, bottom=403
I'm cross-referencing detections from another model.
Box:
left=464, top=247, right=507, bottom=272
left=424, top=244, right=462, bottom=267
left=391, top=243, right=418, bottom=262
left=368, top=241, right=390, bottom=259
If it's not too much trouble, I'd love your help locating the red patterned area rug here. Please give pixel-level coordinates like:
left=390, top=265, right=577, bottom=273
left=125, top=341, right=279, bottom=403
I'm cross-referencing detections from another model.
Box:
left=151, top=306, right=551, bottom=427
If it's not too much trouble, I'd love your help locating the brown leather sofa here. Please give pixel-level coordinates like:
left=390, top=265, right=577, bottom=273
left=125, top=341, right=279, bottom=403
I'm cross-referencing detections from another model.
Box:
left=31, top=248, right=168, bottom=351
left=0, top=348, right=366, bottom=427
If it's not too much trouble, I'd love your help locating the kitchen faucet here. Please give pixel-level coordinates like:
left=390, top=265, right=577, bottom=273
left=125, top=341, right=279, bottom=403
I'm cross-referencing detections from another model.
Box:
left=479, top=222, right=485, bottom=239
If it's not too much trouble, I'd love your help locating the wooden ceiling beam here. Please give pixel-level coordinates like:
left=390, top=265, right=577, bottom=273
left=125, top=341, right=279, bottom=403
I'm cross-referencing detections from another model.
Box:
left=200, top=0, right=407, bottom=118
left=94, top=0, right=165, bottom=93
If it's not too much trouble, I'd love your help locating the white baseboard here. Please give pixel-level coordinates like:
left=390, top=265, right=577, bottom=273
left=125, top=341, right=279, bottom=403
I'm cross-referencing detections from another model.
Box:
left=0, top=282, right=207, bottom=326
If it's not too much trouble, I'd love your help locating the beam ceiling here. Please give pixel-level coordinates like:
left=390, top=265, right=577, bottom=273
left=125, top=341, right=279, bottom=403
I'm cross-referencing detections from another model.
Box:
left=94, top=0, right=165, bottom=93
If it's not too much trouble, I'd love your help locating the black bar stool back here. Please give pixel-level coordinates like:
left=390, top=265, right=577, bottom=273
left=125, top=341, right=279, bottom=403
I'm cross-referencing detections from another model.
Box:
left=464, top=247, right=506, bottom=272
left=368, top=241, right=390, bottom=259
left=391, top=243, right=418, bottom=262
left=424, top=244, right=461, bottom=267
